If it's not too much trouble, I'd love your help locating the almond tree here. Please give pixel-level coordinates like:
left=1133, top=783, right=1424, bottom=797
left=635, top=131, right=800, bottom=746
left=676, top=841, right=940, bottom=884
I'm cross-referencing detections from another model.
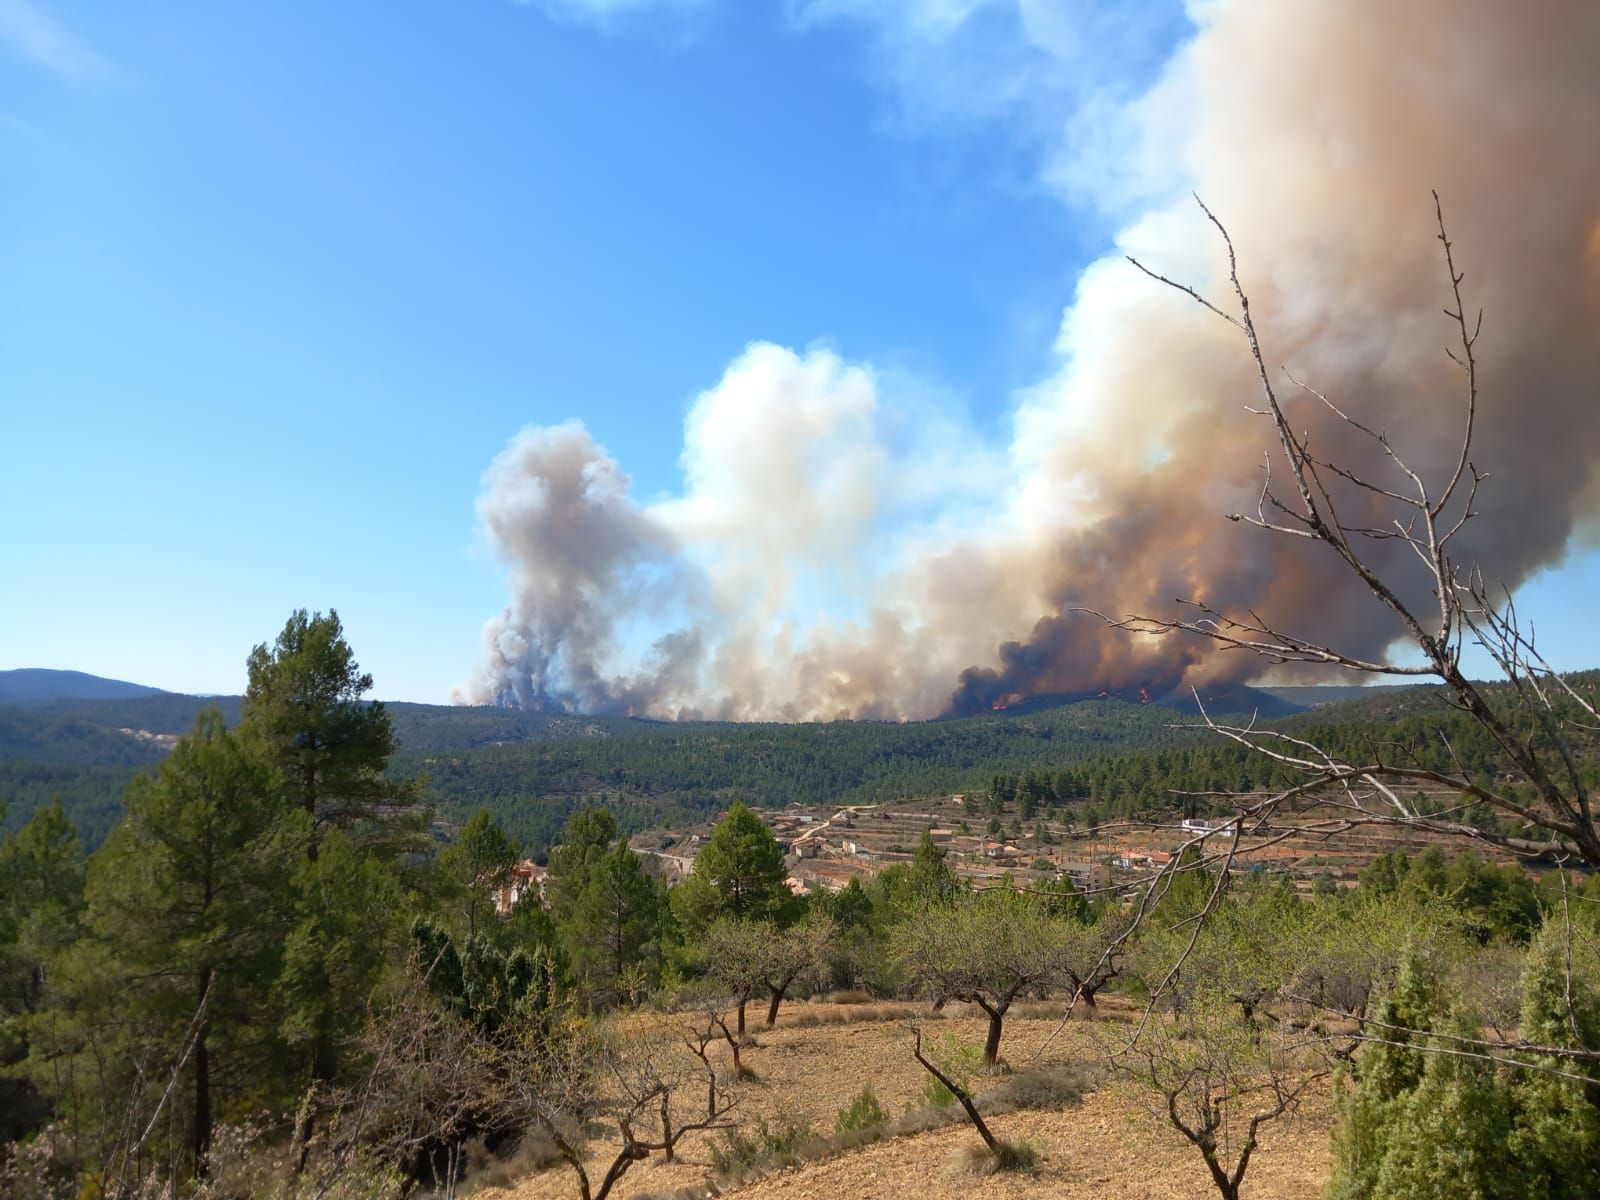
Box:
left=1111, top=993, right=1326, bottom=1200
left=701, top=918, right=773, bottom=1036
left=893, top=891, right=1072, bottom=1065
left=760, top=916, right=835, bottom=1027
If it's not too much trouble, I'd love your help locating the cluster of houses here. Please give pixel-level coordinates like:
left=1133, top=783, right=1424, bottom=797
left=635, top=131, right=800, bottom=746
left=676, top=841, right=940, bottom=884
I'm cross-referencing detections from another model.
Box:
left=629, top=801, right=1122, bottom=900
left=488, top=804, right=1254, bottom=917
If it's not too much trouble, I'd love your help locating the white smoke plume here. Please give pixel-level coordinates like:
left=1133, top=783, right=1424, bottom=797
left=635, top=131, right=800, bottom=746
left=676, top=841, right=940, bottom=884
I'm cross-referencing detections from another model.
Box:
left=458, top=0, right=1600, bottom=719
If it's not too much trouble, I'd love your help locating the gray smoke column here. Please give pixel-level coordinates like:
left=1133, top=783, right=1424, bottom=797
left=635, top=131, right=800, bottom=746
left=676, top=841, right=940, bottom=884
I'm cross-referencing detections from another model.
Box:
left=459, top=0, right=1600, bottom=719
left=454, top=421, right=685, bottom=712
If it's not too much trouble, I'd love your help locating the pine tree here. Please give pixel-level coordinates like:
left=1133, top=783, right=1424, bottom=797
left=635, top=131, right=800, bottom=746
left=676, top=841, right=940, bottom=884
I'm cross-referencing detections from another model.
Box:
left=1506, top=928, right=1600, bottom=1199
left=908, top=830, right=958, bottom=907
left=439, top=807, right=518, bottom=940
left=242, top=609, right=410, bottom=852
left=566, top=841, right=664, bottom=1008
left=546, top=806, right=621, bottom=914
left=0, top=800, right=82, bottom=1019
left=0, top=800, right=84, bottom=1141
left=672, top=802, right=791, bottom=936
left=81, top=710, right=300, bottom=1178
left=276, top=827, right=404, bottom=1086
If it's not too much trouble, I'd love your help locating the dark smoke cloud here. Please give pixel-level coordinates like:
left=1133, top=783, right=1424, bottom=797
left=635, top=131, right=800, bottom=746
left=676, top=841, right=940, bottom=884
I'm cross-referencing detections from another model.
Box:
left=460, top=0, right=1600, bottom=720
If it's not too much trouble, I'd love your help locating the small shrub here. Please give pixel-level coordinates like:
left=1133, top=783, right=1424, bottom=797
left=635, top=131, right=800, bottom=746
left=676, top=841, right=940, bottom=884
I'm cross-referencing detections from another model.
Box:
left=995, top=1140, right=1039, bottom=1172
left=710, top=1115, right=816, bottom=1180
left=828, top=989, right=873, bottom=1005
left=785, top=1001, right=918, bottom=1029
left=953, top=1139, right=1039, bottom=1176
left=921, top=1075, right=958, bottom=1108
left=982, top=1062, right=1098, bottom=1115
left=895, top=1103, right=964, bottom=1135
left=836, top=1086, right=889, bottom=1133
left=1011, top=999, right=1073, bottom=1020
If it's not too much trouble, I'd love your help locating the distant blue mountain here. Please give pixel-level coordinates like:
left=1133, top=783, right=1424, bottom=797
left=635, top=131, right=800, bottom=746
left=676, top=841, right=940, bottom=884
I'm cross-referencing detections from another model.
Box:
left=0, top=668, right=169, bottom=706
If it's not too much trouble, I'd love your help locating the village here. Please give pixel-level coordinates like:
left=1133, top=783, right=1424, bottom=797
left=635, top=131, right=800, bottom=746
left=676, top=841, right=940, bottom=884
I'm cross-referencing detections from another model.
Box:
left=491, top=790, right=1473, bottom=914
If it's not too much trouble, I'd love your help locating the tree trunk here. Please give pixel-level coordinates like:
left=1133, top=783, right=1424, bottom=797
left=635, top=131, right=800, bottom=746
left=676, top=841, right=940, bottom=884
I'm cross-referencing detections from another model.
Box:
left=1201, top=1147, right=1239, bottom=1200
left=766, top=981, right=790, bottom=1027
left=302, top=760, right=320, bottom=859
left=193, top=970, right=213, bottom=1179
left=295, top=1026, right=338, bottom=1173
left=911, top=1028, right=998, bottom=1154
left=983, top=1016, right=1002, bottom=1066
left=978, top=998, right=1007, bottom=1066
left=737, top=999, right=747, bottom=1035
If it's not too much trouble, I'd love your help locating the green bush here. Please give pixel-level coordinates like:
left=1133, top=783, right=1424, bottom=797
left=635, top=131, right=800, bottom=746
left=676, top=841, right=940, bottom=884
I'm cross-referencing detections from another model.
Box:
left=1328, top=933, right=1600, bottom=1200
left=836, top=1085, right=889, bottom=1133
left=920, top=1075, right=957, bottom=1108
left=710, top=1115, right=815, bottom=1179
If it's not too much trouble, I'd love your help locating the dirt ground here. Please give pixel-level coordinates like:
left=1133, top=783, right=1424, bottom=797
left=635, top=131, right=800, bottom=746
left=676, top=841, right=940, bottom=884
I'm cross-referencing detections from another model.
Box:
left=476, top=999, right=1333, bottom=1200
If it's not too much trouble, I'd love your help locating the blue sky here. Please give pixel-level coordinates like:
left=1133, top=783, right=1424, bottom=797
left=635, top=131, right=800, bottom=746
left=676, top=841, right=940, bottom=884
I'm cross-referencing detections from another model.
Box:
left=1, top=0, right=1594, bottom=704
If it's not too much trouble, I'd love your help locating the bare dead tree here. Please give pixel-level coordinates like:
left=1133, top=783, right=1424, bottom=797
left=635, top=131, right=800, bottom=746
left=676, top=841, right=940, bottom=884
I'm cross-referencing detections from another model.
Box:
left=1108, top=192, right=1600, bottom=870
left=1109, top=998, right=1327, bottom=1200
left=687, top=999, right=753, bottom=1080
left=684, top=1003, right=753, bottom=1112
left=314, top=960, right=740, bottom=1200
left=523, top=1023, right=737, bottom=1200
left=1055, top=193, right=1600, bottom=1088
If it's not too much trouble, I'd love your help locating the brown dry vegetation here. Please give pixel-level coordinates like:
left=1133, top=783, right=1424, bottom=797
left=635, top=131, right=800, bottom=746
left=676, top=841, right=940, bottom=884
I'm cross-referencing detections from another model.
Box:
left=476, top=999, right=1332, bottom=1200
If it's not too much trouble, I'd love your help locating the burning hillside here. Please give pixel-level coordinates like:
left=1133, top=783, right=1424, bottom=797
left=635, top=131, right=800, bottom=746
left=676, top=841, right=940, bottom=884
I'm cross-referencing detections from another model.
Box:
left=457, top=0, right=1600, bottom=721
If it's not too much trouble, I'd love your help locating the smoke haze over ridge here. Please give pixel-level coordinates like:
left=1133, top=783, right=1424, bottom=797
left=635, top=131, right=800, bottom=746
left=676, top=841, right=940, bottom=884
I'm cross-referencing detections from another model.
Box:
left=456, top=0, right=1600, bottom=720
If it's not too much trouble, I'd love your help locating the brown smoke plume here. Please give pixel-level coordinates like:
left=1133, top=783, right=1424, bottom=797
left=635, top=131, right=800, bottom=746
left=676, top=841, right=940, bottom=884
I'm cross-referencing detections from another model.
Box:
left=458, top=0, right=1600, bottom=720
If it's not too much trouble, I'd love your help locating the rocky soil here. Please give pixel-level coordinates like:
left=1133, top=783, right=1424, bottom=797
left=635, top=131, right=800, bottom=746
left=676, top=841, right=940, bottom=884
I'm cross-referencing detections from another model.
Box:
left=478, top=1000, right=1332, bottom=1200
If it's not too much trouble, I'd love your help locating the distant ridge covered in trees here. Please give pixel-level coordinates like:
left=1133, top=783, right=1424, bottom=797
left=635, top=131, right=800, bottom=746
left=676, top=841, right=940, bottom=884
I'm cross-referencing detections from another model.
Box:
left=4, top=686, right=1260, bottom=849
left=5, top=675, right=1588, bottom=858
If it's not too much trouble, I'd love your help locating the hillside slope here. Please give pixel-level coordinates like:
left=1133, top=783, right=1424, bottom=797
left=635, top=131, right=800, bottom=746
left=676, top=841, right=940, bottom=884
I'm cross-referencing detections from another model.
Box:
left=0, top=689, right=1273, bottom=848
left=483, top=1002, right=1331, bottom=1200
left=0, top=668, right=168, bottom=706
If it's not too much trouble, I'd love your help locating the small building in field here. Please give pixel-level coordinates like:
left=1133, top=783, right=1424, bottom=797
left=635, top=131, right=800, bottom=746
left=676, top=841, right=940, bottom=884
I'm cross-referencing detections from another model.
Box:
left=492, top=861, right=548, bottom=916
left=1058, top=859, right=1111, bottom=891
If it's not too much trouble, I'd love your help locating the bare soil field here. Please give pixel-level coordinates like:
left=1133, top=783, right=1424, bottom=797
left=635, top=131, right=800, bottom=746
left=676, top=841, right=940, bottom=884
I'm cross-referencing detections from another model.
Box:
left=478, top=999, right=1333, bottom=1200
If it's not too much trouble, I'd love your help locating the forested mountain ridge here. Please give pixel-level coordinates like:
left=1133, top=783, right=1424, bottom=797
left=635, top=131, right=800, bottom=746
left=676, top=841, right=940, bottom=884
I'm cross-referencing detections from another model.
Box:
left=400, top=696, right=1250, bottom=852
left=0, top=668, right=169, bottom=705
left=3, top=685, right=1281, bottom=848
left=11, top=675, right=1578, bottom=858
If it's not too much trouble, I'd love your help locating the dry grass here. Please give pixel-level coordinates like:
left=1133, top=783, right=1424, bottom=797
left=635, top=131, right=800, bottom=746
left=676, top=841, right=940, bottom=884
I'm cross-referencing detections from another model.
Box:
left=473, top=998, right=1333, bottom=1200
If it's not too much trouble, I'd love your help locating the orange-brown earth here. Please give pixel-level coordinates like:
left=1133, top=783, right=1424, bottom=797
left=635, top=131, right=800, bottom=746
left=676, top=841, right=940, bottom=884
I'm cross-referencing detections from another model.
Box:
left=478, top=1000, right=1333, bottom=1200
